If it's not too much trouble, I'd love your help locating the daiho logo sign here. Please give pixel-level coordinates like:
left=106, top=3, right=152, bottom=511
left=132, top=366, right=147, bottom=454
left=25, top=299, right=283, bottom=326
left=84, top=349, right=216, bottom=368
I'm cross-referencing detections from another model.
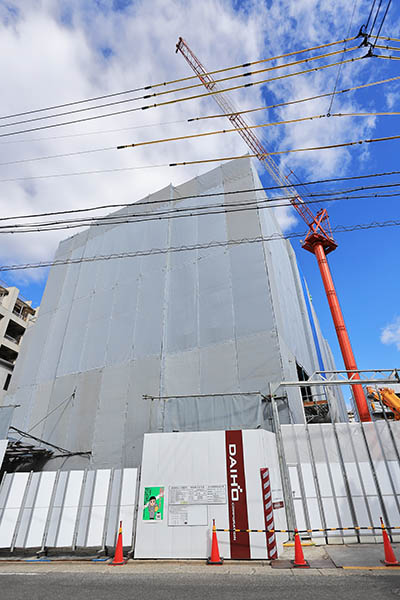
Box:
left=228, top=444, right=244, bottom=501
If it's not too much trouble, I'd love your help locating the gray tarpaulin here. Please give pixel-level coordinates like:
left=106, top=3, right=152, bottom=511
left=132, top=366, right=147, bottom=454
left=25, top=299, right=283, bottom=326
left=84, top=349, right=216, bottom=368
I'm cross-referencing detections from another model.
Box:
left=160, top=394, right=264, bottom=432
left=3, top=158, right=346, bottom=469
left=0, top=406, right=15, bottom=438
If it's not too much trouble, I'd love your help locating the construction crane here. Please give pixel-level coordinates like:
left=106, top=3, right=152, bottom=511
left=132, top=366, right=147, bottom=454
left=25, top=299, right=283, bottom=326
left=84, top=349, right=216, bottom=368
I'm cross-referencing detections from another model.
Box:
left=176, top=37, right=371, bottom=422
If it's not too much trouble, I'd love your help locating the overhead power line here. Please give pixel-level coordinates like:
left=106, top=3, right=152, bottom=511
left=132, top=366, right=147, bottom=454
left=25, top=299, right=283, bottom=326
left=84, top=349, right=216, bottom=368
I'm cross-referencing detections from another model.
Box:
left=189, top=75, right=400, bottom=122
left=0, top=134, right=399, bottom=185
left=164, top=133, right=400, bottom=165
left=0, top=46, right=360, bottom=130
left=0, top=72, right=398, bottom=147
left=327, top=0, right=359, bottom=115
left=379, top=36, right=400, bottom=42
left=369, top=0, right=383, bottom=37
left=374, top=43, right=400, bottom=51
left=116, top=117, right=400, bottom=152
left=1, top=219, right=399, bottom=272
left=0, top=54, right=367, bottom=139
left=2, top=190, right=399, bottom=235
left=373, top=53, right=400, bottom=60
left=0, top=119, right=189, bottom=146
left=371, top=0, right=392, bottom=50
left=365, top=0, right=377, bottom=31
left=2, top=111, right=398, bottom=168
left=3, top=181, right=399, bottom=228
left=1, top=169, right=398, bottom=223
left=0, top=36, right=359, bottom=122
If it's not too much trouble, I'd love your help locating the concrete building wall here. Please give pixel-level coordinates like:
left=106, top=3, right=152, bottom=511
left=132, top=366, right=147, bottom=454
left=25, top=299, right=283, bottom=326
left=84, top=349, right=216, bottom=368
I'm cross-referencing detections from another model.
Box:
left=0, top=285, right=36, bottom=404
left=4, top=158, right=344, bottom=469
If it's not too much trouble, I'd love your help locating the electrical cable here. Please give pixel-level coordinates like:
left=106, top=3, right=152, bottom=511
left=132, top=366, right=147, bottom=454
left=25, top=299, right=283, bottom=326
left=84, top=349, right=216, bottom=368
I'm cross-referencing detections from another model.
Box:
left=2, top=187, right=398, bottom=230
left=365, top=0, right=377, bottom=31
left=2, top=191, right=399, bottom=235
left=0, top=162, right=166, bottom=183
left=1, top=219, right=399, bottom=272
left=372, top=53, right=400, bottom=60
left=188, top=75, right=400, bottom=122
left=9, top=426, right=88, bottom=456
left=0, top=46, right=361, bottom=130
left=2, top=111, right=398, bottom=168
left=372, top=0, right=392, bottom=49
left=374, top=43, right=400, bottom=51
left=26, top=391, right=75, bottom=434
left=0, top=36, right=359, bottom=122
left=0, top=54, right=367, bottom=139
left=13, top=391, right=76, bottom=444
left=369, top=0, right=383, bottom=37
left=164, top=133, right=400, bottom=166
left=379, top=36, right=400, bottom=42
left=0, top=169, right=398, bottom=222
left=327, top=0, right=358, bottom=115
left=0, top=119, right=190, bottom=146
left=0, top=132, right=398, bottom=184
left=0, top=69, right=397, bottom=149
left=116, top=116, right=400, bottom=152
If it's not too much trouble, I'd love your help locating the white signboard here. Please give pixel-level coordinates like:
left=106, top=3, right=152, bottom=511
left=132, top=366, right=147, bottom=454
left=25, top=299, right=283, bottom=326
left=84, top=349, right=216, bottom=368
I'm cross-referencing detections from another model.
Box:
left=168, top=504, right=208, bottom=526
left=169, top=484, right=226, bottom=505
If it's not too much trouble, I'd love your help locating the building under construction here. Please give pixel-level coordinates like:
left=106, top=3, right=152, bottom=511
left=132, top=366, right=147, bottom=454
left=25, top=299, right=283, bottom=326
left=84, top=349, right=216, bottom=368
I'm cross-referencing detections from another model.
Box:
left=3, top=157, right=347, bottom=471
left=1, top=158, right=400, bottom=560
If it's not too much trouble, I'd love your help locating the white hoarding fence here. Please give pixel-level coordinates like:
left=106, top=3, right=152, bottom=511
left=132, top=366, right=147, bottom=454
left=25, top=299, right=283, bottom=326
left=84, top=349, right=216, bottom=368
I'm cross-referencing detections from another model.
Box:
left=280, top=422, right=400, bottom=543
left=134, top=429, right=287, bottom=560
left=0, top=468, right=138, bottom=552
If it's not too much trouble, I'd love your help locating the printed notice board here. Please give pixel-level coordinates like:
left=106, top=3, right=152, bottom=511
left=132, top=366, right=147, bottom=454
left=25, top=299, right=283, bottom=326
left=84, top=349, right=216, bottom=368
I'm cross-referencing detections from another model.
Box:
left=169, top=484, right=226, bottom=505
left=168, top=504, right=208, bottom=526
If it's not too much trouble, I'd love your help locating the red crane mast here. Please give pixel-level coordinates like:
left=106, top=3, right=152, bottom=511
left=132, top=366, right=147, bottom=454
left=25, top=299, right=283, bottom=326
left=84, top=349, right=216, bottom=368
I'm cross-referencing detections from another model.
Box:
left=176, top=36, right=371, bottom=422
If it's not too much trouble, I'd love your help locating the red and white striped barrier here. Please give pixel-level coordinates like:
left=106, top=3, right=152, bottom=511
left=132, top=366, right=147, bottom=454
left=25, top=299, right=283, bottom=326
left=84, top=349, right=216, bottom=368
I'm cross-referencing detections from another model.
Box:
left=260, top=468, right=278, bottom=559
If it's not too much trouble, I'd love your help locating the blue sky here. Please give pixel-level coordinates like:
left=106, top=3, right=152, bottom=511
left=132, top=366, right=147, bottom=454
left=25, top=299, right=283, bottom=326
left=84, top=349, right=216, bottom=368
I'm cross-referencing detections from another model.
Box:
left=0, top=0, right=399, bottom=379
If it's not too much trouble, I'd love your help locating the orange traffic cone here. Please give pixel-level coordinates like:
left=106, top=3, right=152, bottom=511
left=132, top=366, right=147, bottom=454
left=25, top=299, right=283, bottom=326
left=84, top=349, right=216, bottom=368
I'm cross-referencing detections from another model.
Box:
left=110, top=520, right=125, bottom=566
left=207, top=519, right=224, bottom=565
left=292, top=529, right=309, bottom=568
left=380, top=517, right=400, bottom=566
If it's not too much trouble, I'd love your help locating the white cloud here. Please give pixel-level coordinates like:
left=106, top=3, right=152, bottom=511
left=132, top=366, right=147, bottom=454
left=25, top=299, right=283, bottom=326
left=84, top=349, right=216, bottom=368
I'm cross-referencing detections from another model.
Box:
left=381, top=317, right=400, bottom=351
left=386, top=90, right=399, bottom=110
left=0, top=0, right=383, bottom=284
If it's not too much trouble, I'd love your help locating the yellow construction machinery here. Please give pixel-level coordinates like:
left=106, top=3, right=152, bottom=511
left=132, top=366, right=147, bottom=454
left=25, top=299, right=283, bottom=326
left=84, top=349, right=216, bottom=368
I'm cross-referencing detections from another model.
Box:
left=367, top=387, right=400, bottom=420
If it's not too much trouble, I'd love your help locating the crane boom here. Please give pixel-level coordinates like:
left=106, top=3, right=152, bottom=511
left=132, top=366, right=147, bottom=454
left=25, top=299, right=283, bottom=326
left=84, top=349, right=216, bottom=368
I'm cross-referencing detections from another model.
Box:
left=176, top=37, right=337, bottom=254
left=176, top=36, right=371, bottom=422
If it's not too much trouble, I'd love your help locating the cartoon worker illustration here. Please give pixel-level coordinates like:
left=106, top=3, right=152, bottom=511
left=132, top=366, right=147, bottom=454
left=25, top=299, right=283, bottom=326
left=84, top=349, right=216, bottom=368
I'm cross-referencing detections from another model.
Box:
left=143, top=487, right=164, bottom=521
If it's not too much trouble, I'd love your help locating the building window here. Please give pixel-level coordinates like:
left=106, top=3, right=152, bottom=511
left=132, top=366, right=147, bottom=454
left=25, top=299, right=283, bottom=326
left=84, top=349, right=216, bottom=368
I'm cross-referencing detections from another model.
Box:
left=3, top=373, right=11, bottom=391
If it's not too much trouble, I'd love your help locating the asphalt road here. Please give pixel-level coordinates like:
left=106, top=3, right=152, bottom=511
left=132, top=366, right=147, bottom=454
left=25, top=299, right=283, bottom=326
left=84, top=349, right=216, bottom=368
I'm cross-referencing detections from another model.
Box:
left=2, top=571, right=400, bottom=600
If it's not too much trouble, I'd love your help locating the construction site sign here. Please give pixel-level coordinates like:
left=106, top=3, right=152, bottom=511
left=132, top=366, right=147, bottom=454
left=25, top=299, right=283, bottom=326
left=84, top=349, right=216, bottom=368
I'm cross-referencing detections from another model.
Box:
left=169, top=484, right=226, bottom=505
left=225, top=430, right=250, bottom=559
left=143, top=486, right=164, bottom=521
left=168, top=504, right=208, bottom=526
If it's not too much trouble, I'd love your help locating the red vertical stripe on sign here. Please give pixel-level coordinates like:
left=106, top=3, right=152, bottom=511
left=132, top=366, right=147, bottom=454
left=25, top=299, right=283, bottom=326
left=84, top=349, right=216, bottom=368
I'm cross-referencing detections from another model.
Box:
left=225, top=430, right=250, bottom=559
left=260, top=467, right=277, bottom=559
